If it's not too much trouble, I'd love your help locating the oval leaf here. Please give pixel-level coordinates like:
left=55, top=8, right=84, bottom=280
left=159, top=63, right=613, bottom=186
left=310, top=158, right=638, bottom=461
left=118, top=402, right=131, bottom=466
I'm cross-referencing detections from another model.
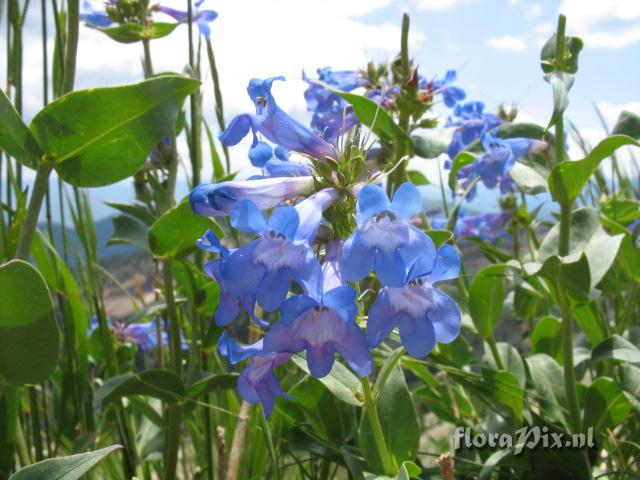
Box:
left=0, top=89, right=40, bottom=168
left=30, top=75, right=199, bottom=187
left=0, top=260, right=59, bottom=385
left=469, top=264, right=508, bottom=338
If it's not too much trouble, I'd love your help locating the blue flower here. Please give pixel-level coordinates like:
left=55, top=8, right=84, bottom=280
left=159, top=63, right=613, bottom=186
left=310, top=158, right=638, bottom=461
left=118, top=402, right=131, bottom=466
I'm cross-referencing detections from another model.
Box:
left=80, top=0, right=113, bottom=27
left=457, top=131, right=548, bottom=200
left=367, top=245, right=462, bottom=357
left=220, top=77, right=334, bottom=161
left=445, top=101, right=503, bottom=162
left=429, top=70, right=466, bottom=108
left=263, top=285, right=373, bottom=378
left=189, top=176, right=315, bottom=217
left=156, top=0, right=218, bottom=37
left=220, top=200, right=324, bottom=314
left=342, top=182, right=436, bottom=287
left=249, top=142, right=312, bottom=177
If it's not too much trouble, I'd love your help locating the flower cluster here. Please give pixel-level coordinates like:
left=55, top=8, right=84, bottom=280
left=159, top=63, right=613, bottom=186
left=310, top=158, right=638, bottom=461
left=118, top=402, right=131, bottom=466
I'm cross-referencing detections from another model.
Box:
left=430, top=210, right=513, bottom=244
left=191, top=79, right=463, bottom=414
left=303, top=67, right=466, bottom=144
left=189, top=77, right=463, bottom=416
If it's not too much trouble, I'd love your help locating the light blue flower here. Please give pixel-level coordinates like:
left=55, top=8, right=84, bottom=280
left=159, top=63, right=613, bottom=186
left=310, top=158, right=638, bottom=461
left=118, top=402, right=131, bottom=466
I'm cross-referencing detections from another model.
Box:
left=445, top=101, right=503, bottom=162
left=342, top=182, right=436, bottom=287
left=428, top=70, right=466, bottom=108
left=220, top=77, right=334, bottom=161
left=263, top=286, right=372, bottom=378
left=367, top=245, right=462, bottom=357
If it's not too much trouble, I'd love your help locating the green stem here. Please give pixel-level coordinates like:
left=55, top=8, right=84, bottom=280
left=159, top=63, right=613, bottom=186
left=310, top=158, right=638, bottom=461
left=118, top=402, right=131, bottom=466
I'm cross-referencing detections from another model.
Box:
left=553, top=13, right=582, bottom=435
left=205, top=38, right=229, bottom=172
left=487, top=335, right=505, bottom=370
left=61, top=0, right=79, bottom=95
left=163, top=404, right=182, bottom=480
left=559, top=283, right=582, bottom=433
left=15, top=161, right=54, bottom=260
left=361, top=377, right=396, bottom=476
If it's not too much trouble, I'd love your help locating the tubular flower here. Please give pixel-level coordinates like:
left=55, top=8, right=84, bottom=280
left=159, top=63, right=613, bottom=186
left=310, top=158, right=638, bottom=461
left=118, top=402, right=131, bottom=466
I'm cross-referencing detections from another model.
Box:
left=238, top=353, right=293, bottom=417
left=367, top=244, right=462, bottom=357
left=219, top=76, right=334, bottom=161
left=430, top=211, right=512, bottom=244
left=263, top=286, right=373, bottom=378
left=342, top=182, right=436, bottom=287
left=427, top=70, right=466, bottom=108
left=457, top=131, right=548, bottom=200
left=156, top=0, right=218, bottom=37
left=189, top=176, right=315, bottom=217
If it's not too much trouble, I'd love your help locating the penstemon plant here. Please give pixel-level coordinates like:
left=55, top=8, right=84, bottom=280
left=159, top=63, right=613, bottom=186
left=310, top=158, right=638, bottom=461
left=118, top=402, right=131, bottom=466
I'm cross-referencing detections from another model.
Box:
left=0, top=3, right=639, bottom=480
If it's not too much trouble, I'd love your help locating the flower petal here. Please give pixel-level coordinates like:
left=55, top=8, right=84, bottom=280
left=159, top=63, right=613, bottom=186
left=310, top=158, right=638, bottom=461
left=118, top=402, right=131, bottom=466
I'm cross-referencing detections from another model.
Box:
left=268, top=206, right=299, bottom=240
left=374, top=248, right=406, bottom=287
left=426, top=244, right=460, bottom=284
left=335, top=325, right=373, bottom=377
left=429, top=289, right=461, bottom=343
left=231, top=200, right=268, bottom=234
left=219, top=113, right=253, bottom=146
left=342, top=231, right=376, bottom=282
left=390, top=182, right=422, bottom=220
left=257, top=268, right=291, bottom=312
left=366, top=290, right=399, bottom=348
left=355, top=184, right=390, bottom=226
left=398, top=313, right=436, bottom=357
left=322, top=286, right=357, bottom=324
left=306, top=344, right=336, bottom=378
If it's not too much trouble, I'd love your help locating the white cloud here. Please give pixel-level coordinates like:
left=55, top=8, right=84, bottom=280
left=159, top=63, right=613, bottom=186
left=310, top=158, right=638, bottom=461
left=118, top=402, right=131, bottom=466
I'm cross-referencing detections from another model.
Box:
left=527, top=3, right=543, bottom=18
left=486, top=35, right=527, bottom=52
left=535, top=22, right=553, bottom=35
left=595, top=101, right=640, bottom=125
left=559, top=0, right=640, bottom=48
left=415, top=0, right=475, bottom=11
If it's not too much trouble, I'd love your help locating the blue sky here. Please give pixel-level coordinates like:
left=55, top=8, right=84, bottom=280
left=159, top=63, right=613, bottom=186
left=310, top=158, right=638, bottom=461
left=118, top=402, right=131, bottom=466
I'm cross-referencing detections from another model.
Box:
left=4, top=0, right=639, bottom=220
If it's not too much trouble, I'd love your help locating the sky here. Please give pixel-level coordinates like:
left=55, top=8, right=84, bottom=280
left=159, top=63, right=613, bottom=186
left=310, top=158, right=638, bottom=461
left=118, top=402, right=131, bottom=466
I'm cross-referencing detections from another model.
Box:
left=3, top=0, right=640, bottom=220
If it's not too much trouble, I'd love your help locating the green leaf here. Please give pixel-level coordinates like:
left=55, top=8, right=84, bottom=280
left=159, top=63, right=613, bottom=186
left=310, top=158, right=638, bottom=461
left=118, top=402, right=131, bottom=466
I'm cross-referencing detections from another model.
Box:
left=406, top=170, right=429, bottom=186
left=448, top=151, right=475, bottom=190
left=30, top=75, right=199, bottom=187
left=496, top=122, right=548, bottom=140
left=531, top=316, right=563, bottom=363
left=509, top=162, right=547, bottom=194
left=592, top=335, right=640, bottom=364
left=395, top=461, right=421, bottom=479
left=317, top=82, right=406, bottom=142
left=104, top=201, right=156, bottom=225
left=411, top=127, right=456, bottom=159
left=98, top=22, right=180, bottom=43
left=93, top=369, right=186, bottom=415
left=612, top=110, right=640, bottom=139
left=545, top=71, right=574, bottom=129
left=537, top=207, right=623, bottom=290
left=107, top=215, right=150, bottom=253
left=484, top=342, right=526, bottom=388
left=0, top=260, right=59, bottom=385
left=187, top=372, right=238, bottom=399
left=359, top=367, right=419, bottom=474
left=583, top=377, right=632, bottom=433
left=540, top=33, right=584, bottom=74
left=526, top=354, right=568, bottom=428
left=548, top=135, right=640, bottom=203
left=9, top=445, right=122, bottom=480
left=468, top=264, right=508, bottom=338
left=0, top=89, right=40, bottom=168
left=482, top=369, right=523, bottom=421
left=148, top=200, right=220, bottom=258
left=291, top=354, right=363, bottom=406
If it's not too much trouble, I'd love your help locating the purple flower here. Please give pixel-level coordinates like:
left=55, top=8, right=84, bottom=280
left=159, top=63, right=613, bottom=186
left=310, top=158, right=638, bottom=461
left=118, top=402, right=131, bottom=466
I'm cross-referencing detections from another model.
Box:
left=80, top=0, right=113, bottom=27
left=457, top=131, right=548, bottom=200
left=189, top=176, right=315, bottom=217
left=342, top=182, right=436, bottom=287
left=156, top=0, right=218, bottom=37
left=367, top=245, right=462, bottom=357
left=321, top=240, right=346, bottom=292
left=430, top=210, right=512, bottom=244
left=220, top=77, right=334, bottom=162
left=250, top=142, right=312, bottom=177
left=263, top=286, right=373, bottom=378
left=218, top=333, right=292, bottom=417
